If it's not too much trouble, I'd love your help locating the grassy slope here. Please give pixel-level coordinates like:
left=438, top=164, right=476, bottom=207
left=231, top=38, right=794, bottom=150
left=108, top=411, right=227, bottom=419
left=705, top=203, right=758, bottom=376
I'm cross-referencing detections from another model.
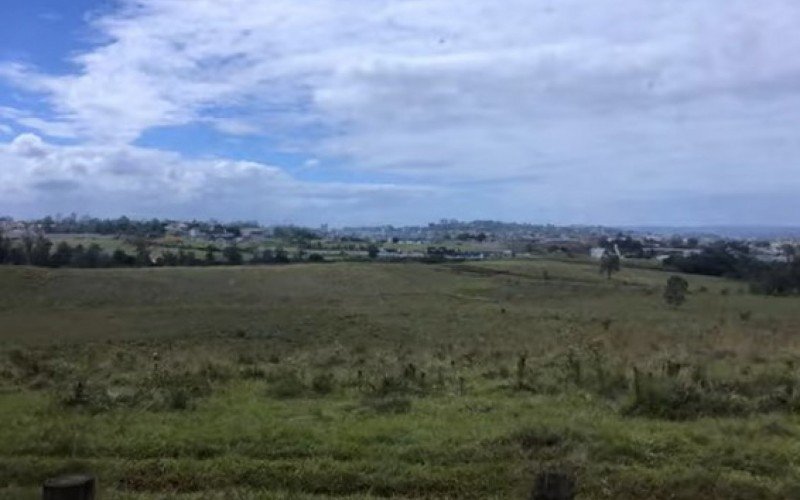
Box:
left=0, top=261, right=799, bottom=498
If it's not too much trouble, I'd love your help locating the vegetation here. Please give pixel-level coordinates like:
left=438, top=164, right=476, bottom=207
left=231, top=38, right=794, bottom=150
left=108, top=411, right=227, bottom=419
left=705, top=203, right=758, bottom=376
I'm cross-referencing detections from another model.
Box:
left=667, top=243, right=800, bottom=296
left=663, top=275, right=689, bottom=308
left=1, top=259, right=800, bottom=498
left=599, top=251, right=621, bottom=279
left=0, top=233, right=295, bottom=269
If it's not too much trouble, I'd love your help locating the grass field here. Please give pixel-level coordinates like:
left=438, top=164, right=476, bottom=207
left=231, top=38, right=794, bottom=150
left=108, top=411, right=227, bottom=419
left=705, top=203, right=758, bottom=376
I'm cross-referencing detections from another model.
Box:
left=2, top=259, right=800, bottom=498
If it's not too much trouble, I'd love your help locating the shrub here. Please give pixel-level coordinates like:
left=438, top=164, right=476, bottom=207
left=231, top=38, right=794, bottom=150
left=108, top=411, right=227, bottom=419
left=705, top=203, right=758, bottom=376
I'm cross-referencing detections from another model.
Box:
left=311, top=372, right=336, bottom=395
left=267, top=370, right=307, bottom=398
left=139, top=371, right=212, bottom=411
left=664, top=275, right=689, bottom=308
left=308, top=253, right=325, bottom=263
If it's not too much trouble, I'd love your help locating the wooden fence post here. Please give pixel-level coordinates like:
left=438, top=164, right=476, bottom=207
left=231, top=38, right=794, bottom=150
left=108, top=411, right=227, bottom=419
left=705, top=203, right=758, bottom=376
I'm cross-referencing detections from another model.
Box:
left=532, top=471, right=575, bottom=500
left=42, top=474, right=95, bottom=500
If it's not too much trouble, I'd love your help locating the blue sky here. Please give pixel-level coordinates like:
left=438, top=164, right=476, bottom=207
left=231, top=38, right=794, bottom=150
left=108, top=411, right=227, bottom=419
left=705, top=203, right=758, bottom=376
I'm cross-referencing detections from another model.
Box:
left=1, top=0, right=800, bottom=226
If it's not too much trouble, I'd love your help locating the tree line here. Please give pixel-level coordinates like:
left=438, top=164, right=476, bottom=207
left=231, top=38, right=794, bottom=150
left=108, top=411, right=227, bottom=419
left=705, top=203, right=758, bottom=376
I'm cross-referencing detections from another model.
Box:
left=665, top=241, right=800, bottom=295
left=0, top=233, right=300, bottom=269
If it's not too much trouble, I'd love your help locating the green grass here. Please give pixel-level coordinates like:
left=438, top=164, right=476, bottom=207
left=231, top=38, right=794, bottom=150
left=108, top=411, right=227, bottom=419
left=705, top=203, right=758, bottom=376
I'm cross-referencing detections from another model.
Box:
left=1, top=260, right=800, bottom=498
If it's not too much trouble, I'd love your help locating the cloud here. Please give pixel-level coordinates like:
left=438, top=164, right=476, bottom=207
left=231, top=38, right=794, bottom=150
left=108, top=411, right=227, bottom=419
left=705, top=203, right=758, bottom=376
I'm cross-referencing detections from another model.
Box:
left=0, top=134, right=441, bottom=224
left=1, top=0, right=799, bottom=224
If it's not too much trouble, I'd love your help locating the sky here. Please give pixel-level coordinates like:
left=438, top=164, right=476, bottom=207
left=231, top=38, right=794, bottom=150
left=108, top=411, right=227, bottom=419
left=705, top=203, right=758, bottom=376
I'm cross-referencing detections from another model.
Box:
left=1, top=0, right=799, bottom=226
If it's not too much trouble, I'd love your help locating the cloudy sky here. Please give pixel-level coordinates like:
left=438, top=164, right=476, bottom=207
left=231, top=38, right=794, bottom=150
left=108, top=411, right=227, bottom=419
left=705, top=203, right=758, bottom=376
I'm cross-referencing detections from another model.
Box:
left=1, top=0, right=799, bottom=226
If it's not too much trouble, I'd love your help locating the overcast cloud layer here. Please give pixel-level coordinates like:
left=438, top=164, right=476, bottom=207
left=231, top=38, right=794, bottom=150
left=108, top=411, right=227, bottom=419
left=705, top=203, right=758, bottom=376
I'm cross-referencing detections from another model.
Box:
left=1, top=0, right=799, bottom=225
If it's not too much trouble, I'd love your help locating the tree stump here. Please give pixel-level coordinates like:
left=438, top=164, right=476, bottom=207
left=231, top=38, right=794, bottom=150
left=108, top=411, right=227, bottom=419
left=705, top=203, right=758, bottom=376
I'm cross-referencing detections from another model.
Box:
left=532, top=471, right=575, bottom=500
left=42, top=474, right=95, bottom=500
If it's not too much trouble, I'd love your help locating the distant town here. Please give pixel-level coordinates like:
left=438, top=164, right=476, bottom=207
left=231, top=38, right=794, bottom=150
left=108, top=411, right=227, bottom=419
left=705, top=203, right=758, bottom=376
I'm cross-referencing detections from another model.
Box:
left=1, top=214, right=797, bottom=266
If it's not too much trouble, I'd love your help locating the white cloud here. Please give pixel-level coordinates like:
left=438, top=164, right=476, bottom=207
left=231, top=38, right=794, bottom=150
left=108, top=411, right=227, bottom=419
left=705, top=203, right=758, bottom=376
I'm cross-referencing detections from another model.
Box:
left=0, top=134, right=441, bottom=224
left=1, top=0, right=800, bottom=223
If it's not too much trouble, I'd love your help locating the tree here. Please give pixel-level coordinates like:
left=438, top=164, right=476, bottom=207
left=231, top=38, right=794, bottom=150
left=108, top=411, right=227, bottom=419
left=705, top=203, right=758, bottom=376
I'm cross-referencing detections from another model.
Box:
left=51, top=241, right=74, bottom=267
left=204, top=245, right=217, bottom=265
left=664, top=275, right=689, bottom=308
left=599, top=251, right=621, bottom=279
left=222, top=245, right=243, bottom=265
left=178, top=249, right=199, bottom=266
left=30, top=236, right=53, bottom=267
left=274, top=247, right=290, bottom=263
left=134, top=238, right=151, bottom=266
left=21, top=235, right=34, bottom=264
left=84, top=244, right=103, bottom=268
left=0, top=232, right=10, bottom=264
left=781, top=244, right=796, bottom=264
left=7, top=246, right=26, bottom=265
left=162, top=250, right=179, bottom=266
left=367, top=244, right=380, bottom=259
left=112, top=249, right=135, bottom=267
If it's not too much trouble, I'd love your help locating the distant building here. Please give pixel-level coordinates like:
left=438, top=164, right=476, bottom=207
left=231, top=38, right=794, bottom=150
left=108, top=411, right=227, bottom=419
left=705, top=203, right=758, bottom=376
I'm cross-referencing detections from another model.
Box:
left=240, top=227, right=265, bottom=239
left=165, top=222, right=188, bottom=236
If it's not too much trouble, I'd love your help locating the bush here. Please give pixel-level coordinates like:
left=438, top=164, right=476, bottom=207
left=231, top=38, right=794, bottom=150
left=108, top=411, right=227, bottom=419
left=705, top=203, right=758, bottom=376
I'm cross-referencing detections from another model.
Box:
left=308, top=253, right=325, bottom=263
left=664, top=275, right=689, bottom=308
left=267, top=370, right=307, bottom=398
left=311, top=372, right=336, bottom=395
left=141, top=371, right=213, bottom=411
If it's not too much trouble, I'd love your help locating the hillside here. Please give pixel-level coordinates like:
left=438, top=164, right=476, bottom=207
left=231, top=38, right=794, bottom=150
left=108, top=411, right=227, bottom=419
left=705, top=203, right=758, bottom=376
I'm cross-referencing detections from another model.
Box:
left=1, top=260, right=799, bottom=498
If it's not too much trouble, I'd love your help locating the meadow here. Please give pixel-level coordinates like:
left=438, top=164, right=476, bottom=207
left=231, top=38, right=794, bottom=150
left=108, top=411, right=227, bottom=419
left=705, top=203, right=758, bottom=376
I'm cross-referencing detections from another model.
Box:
left=1, top=258, right=800, bottom=498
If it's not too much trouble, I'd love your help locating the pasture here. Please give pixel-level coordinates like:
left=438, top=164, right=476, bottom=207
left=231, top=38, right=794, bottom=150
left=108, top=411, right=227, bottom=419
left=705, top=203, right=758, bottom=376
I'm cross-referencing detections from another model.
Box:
left=1, top=259, right=800, bottom=498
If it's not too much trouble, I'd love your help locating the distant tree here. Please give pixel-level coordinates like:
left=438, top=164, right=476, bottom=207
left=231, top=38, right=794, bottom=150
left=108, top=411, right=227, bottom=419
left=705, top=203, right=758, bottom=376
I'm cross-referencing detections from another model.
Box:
left=134, top=238, right=151, bottom=266
left=51, top=241, right=74, bottom=267
left=204, top=245, right=217, bottom=265
left=30, top=236, right=53, bottom=267
left=84, top=244, right=103, bottom=268
left=308, top=253, right=325, bottom=263
left=251, top=248, right=274, bottom=264
left=7, top=246, right=26, bottom=265
left=41, top=216, right=55, bottom=232
left=223, top=245, right=243, bottom=265
left=686, top=237, right=699, bottom=248
left=71, top=244, right=86, bottom=267
left=0, top=232, right=10, bottom=264
left=476, top=232, right=487, bottom=242
left=21, top=235, right=34, bottom=264
left=781, top=244, right=796, bottom=263
left=599, top=251, right=621, bottom=279
left=274, top=247, right=290, bottom=264
left=112, top=249, right=134, bottom=267
left=367, top=244, right=380, bottom=259
left=177, top=249, right=199, bottom=266
left=162, top=250, right=179, bottom=266
left=664, top=275, right=689, bottom=308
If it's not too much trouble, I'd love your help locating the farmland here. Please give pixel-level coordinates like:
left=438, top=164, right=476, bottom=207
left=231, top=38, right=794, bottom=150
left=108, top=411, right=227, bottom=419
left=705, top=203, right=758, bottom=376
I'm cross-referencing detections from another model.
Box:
left=1, top=258, right=800, bottom=498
